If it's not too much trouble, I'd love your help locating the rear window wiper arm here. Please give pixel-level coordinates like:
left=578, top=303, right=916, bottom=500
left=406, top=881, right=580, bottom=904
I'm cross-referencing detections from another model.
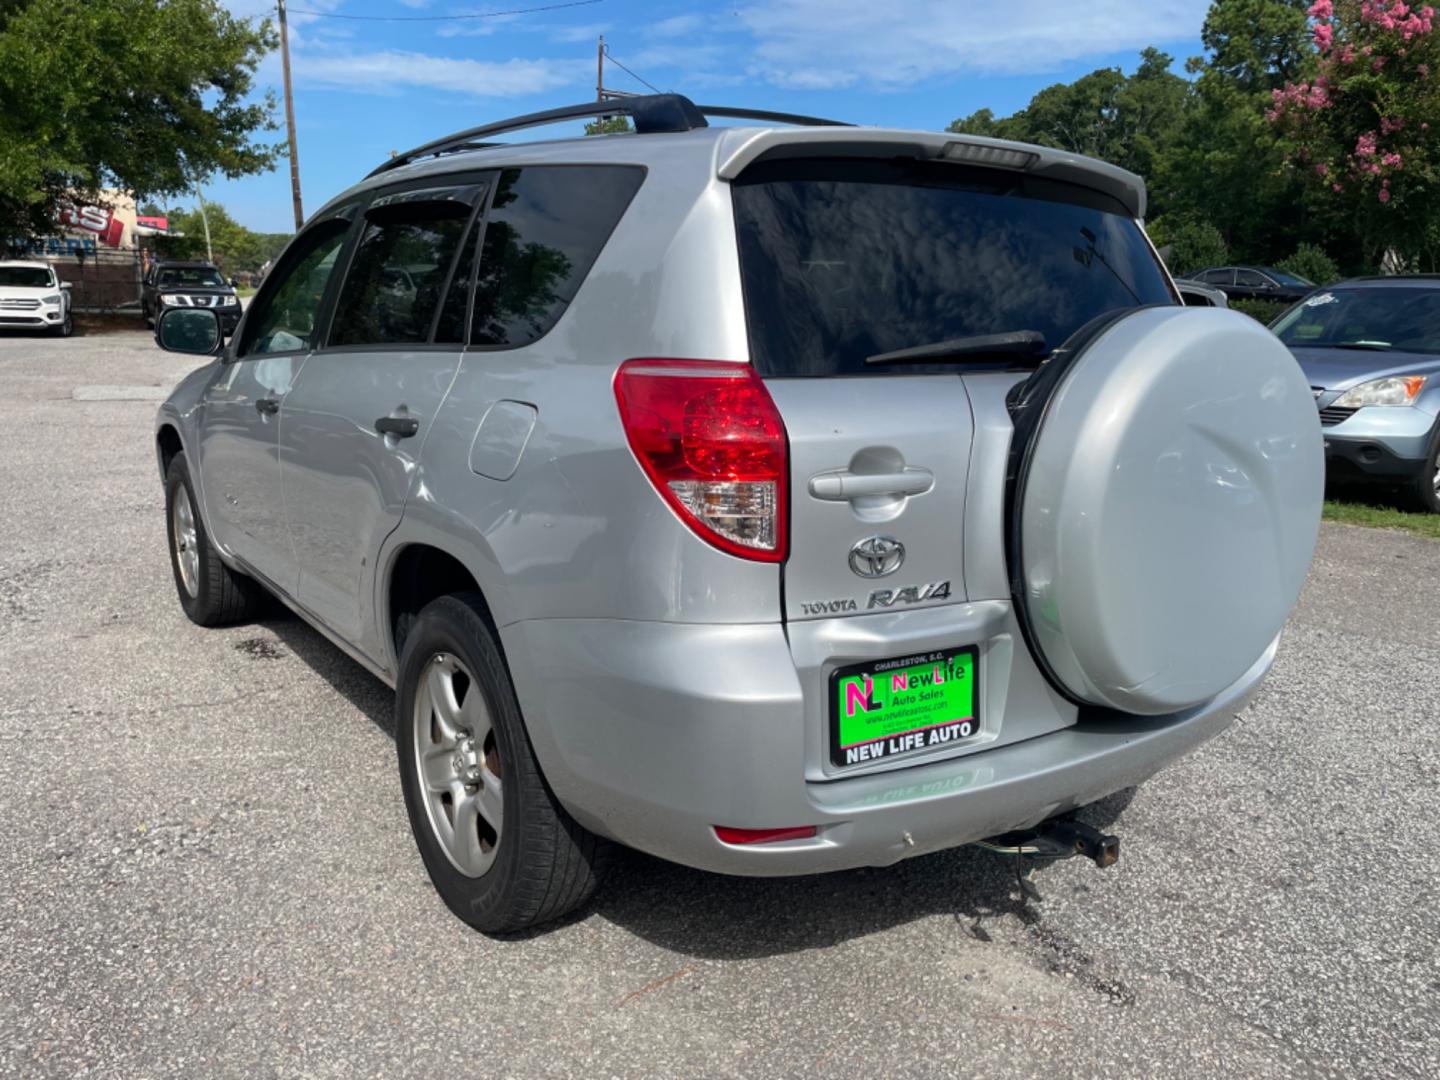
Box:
left=866, top=330, right=1049, bottom=366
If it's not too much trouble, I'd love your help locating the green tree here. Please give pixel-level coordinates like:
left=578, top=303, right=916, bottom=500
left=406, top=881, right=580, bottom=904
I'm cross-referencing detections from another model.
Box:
left=1148, top=215, right=1231, bottom=273
left=1277, top=240, right=1341, bottom=284
left=584, top=115, right=633, bottom=136
left=0, top=0, right=277, bottom=239
left=1166, top=0, right=1318, bottom=263
left=154, top=202, right=286, bottom=274
left=1268, top=0, right=1440, bottom=268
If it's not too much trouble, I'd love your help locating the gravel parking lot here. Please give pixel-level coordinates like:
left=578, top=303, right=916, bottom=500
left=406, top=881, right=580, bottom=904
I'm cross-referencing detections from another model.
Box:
left=2, top=327, right=1437, bottom=1079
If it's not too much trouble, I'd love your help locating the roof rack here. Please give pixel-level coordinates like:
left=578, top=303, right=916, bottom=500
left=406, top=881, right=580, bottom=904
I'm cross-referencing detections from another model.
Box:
left=368, top=93, right=851, bottom=178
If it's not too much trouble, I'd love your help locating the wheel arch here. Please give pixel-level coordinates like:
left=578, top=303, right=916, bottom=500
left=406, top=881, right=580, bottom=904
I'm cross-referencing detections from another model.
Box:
left=156, top=422, right=184, bottom=479
left=381, top=535, right=506, bottom=673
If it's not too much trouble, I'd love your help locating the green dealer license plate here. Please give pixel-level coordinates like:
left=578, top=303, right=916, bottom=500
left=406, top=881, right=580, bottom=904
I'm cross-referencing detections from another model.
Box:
left=830, top=646, right=978, bottom=768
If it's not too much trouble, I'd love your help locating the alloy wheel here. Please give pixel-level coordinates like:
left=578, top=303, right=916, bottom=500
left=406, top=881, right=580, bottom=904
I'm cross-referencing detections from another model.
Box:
left=413, top=652, right=503, bottom=877
left=171, top=486, right=199, bottom=597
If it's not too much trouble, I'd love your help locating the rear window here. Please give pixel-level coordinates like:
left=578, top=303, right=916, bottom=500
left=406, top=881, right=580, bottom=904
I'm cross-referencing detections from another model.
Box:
left=732, top=159, right=1175, bottom=376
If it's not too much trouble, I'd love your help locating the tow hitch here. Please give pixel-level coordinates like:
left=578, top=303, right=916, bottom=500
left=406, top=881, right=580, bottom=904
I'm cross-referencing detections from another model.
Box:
left=975, top=818, right=1120, bottom=902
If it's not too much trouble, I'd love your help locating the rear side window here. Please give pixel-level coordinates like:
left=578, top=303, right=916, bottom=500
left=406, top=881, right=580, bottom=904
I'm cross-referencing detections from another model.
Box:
left=1200, top=268, right=1234, bottom=286
left=732, top=159, right=1175, bottom=376
left=330, top=200, right=473, bottom=347
left=471, top=165, right=644, bottom=348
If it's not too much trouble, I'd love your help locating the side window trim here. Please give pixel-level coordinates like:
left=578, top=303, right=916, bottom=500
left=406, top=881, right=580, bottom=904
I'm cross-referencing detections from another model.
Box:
left=316, top=175, right=492, bottom=353
left=426, top=173, right=497, bottom=345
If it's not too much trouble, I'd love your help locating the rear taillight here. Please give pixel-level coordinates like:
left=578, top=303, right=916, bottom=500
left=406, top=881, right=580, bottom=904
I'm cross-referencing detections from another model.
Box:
left=614, top=359, right=788, bottom=562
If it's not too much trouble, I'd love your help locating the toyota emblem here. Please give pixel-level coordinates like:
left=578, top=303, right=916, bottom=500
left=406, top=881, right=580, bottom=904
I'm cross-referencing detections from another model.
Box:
left=848, top=535, right=905, bottom=578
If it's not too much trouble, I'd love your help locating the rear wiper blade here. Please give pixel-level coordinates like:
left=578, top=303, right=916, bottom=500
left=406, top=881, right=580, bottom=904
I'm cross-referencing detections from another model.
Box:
left=865, top=330, right=1049, bottom=366
left=1331, top=342, right=1393, bottom=351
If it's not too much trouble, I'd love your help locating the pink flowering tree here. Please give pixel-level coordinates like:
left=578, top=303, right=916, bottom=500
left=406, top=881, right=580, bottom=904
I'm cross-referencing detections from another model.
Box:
left=1269, top=0, right=1440, bottom=265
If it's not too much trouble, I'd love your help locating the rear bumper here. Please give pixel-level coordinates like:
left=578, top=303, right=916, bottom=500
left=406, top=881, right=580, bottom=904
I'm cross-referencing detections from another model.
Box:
left=502, top=615, right=1273, bottom=876
left=1323, top=405, right=1437, bottom=480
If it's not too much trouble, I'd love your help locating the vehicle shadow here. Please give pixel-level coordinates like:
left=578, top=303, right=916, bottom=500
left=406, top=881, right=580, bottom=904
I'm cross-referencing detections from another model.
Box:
left=254, top=603, right=1141, bottom=958
left=589, top=787, right=1137, bottom=960
left=260, top=608, right=397, bottom=740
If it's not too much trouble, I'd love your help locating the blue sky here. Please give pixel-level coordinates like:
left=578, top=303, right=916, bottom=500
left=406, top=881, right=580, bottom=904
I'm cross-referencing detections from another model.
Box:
left=211, top=0, right=1215, bottom=232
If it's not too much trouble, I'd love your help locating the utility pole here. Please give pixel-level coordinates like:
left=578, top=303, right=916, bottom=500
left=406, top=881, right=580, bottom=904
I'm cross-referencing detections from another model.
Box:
left=194, top=181, right=214, bottom=264
left=596, top=34, right=604, bottom=102
left=278, top=0, right=304, bottom=231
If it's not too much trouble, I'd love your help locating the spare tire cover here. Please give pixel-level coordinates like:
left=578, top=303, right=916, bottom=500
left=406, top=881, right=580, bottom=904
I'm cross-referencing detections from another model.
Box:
left=1015, top=306, right=1323, bottom=715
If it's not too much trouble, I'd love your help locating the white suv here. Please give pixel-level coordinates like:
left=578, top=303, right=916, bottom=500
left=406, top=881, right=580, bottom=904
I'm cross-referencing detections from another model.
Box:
left=0, top=260, right=73, bottom=336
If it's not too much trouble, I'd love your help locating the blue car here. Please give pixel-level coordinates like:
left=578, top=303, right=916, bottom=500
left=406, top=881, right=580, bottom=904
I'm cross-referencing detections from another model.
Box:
left=1272, top=276, right=1440, bottom=513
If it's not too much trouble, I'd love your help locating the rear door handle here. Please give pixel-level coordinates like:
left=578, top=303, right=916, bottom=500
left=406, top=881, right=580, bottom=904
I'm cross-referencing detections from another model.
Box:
left=375, top=415, right=420, bottom=439
left=255, top=397, right=280, bottom=415
left=808, top=468, right=934, bottom=501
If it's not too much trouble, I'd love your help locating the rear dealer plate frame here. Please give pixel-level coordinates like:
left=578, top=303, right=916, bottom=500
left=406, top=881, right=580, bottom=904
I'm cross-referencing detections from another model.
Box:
left=828, top=645, right=979, bottom=768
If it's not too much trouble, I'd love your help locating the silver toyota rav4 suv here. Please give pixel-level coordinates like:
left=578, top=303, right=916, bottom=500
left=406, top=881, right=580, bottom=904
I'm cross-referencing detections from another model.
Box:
left=153, top=95, right=1323, bottom=933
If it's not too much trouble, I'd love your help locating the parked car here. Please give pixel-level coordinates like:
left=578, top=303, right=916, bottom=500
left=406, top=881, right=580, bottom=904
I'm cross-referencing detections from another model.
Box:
left=142, top=260, right=241, bottom=335
left=1175, top=279, right=1229, bottom=308
left=150, top=94, right=1323, bottom=933
left=0, top=259, right=72, bottom=336
left=1272, top=276, right=1440, bottom=512
left=1183, top=265, right=1315, bottom=303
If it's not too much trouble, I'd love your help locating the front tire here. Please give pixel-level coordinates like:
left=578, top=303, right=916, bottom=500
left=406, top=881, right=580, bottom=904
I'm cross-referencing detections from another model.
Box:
left=396, top=593, right=609, bottom=933
left=51, top=309, right=73, bottom=337
left=164, top=452, right=263, bottom=625
left=1405, top=425, right=1440, bottom=514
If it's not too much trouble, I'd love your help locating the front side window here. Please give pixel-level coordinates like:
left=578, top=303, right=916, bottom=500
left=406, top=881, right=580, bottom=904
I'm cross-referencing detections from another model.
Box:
left=1273, top=287, right=1440, bottom=352
left=329, top=199, right=473, bottom=347
left=733, top=158, right=1175, bottom=377
left=470, top=165, right=645, bottom=348
left=238, top=220, right=350, bottom=357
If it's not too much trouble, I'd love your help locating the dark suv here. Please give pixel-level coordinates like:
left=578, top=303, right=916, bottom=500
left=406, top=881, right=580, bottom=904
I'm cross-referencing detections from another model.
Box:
left=143, top=261, right=242, bottom=334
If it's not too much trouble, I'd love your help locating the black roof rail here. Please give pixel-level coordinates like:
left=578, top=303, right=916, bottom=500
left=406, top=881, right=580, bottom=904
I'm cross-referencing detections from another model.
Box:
left=369, top=93, right=852, bottom=178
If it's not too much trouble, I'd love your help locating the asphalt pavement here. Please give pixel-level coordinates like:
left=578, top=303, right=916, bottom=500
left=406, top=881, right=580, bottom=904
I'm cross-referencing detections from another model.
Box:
left=1, top=325, right=1436, bottom=1079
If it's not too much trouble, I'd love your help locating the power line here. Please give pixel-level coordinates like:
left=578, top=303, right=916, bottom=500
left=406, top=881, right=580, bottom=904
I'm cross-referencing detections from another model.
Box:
left=602, top=45, right=661, bottom=94
left=288, top=0, right=603, bottom=22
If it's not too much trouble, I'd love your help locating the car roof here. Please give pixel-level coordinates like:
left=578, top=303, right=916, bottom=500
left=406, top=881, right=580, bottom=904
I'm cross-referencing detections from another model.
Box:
left=1332, top=274, right=1440, bottom=288
left=317, top=119, right=1148, bottom=221
left=155, top=261, right=220, bottom=269
left=0, top=260, right=52, bottom=269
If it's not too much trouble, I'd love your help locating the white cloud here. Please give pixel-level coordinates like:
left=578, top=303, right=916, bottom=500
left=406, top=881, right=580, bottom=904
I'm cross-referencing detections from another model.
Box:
left=294, top=49, right=587, bottom=97
left=735, top=0, right=1210, bottom=88
left=649, top=13, right=707, bottom=38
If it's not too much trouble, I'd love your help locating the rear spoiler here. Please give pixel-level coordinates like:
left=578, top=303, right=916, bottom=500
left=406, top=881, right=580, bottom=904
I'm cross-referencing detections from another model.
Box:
left=714, top=128, right=1147, bottom=220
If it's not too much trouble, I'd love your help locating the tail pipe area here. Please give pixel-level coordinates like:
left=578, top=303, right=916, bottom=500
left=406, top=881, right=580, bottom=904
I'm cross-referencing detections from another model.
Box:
left=975, top=817, right=1120, bottom=901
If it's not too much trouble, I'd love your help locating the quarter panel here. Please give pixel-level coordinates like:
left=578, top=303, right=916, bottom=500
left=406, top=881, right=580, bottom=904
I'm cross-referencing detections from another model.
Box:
left=414, top=168, right=782, bottom=625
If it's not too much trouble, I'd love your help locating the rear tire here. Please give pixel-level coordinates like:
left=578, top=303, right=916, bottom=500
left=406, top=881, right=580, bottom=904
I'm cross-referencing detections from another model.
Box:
left=164, top=452, right=264, bottom=626
left=396, top=593, right=610, bottom=933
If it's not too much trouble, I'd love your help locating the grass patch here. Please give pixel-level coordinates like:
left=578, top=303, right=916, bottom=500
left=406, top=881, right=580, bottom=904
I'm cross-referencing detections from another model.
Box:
left=236, top=286, right=257, bottom=298
left=1323, top=498, right=1440, bottom=540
